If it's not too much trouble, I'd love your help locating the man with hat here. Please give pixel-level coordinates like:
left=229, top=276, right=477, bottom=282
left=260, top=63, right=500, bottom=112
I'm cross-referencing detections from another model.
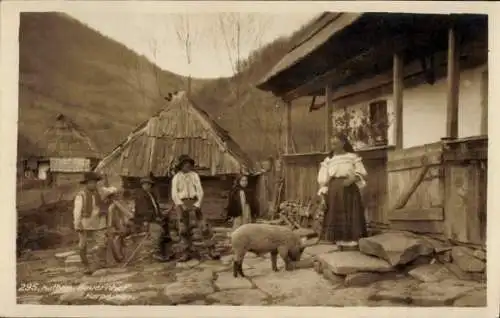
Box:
left=73, top=172, right=107, bottom=274
left=171, top=154, right=220, bottom=262
left=133, top=176, right=173, bottom=262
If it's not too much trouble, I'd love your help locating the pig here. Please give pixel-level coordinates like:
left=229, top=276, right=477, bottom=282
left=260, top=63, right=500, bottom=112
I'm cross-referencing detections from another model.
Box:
left=230, top=223, right=308, bottom=277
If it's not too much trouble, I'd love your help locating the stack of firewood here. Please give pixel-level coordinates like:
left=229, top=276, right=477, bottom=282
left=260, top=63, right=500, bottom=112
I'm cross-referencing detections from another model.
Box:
left=276, top=199, right=326, bottom=236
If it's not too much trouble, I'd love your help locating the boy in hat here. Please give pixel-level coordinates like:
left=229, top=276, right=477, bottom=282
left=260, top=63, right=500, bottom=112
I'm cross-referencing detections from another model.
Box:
left=171, top=154, right=220, bottom=262
left=73, top=172, right=107, bottom=274
left=133, top=176, right=173, bottom=262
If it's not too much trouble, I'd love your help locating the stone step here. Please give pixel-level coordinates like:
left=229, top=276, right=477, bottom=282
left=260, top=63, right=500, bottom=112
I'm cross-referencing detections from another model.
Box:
left=316, top=251, right=394, bottom=276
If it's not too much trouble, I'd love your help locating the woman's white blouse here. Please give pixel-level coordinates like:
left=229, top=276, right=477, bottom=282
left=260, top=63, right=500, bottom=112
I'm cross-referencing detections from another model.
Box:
left=317, top=153, right=368, bottom=195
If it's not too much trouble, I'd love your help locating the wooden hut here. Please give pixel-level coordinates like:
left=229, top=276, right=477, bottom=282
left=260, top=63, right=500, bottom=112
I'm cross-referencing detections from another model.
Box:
left=33, top=113, right=101, bottom=186
left=94, top=91, right=258, bottom=220
left=257, top=12, right=487, bottom=247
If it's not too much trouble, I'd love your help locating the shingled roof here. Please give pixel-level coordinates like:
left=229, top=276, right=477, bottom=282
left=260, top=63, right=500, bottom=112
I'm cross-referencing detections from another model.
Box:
left=95, top=92, right=256, bottom=178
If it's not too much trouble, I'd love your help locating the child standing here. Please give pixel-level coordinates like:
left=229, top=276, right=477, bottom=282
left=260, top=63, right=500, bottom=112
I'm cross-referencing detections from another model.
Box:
left=226, top=175, right=258, bottom=231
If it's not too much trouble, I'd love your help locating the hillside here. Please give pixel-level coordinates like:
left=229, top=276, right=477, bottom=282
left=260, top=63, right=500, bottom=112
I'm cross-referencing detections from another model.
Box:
left=191, top=28, right=326, bottom=159
left=18, top=12, right=325, bottom=163
left=18, top=12, right=209, bottom=157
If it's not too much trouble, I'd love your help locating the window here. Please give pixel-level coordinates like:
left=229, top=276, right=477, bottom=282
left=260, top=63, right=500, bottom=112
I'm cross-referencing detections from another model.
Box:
left=369, top=100, right=388, bottom=145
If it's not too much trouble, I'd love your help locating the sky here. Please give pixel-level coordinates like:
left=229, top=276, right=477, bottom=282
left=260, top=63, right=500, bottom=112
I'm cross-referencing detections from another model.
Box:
left=65, top=10, right=317, bottom=78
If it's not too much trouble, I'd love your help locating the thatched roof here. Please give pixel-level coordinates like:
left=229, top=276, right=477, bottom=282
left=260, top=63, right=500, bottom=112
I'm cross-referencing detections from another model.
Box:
left=95, top=92, right=256, bottom=178
left=35, top=114, right=101, bottom=158
left=17, top=134, right=41, bottom=160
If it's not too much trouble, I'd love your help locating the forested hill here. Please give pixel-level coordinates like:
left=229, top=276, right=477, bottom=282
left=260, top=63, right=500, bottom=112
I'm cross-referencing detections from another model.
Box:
left=18, top=12, right=324, bottom=161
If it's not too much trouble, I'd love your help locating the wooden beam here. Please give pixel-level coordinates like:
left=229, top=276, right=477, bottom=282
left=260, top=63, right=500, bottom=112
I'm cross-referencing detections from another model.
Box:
left=393, top=53, right=404, bottom=149
left=480, top=69, right=488, bottom=135
left=282, top=35, right=409, bottom=102
left=390, top=207, right=444, bottom=221
left=446, top=26, right=460, bottom=139
left=285, top=100, right=292, bottom=154
left=324, top=85, right=333, bottom=152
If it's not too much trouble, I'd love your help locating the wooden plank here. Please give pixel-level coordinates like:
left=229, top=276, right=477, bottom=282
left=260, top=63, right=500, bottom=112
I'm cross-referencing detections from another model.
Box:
left=325, top=85, right=333, bottom=152
left=465, top=162, right=483, bottom=245
left=387, top=152, right=442, bottom=172
left=285, top=100, right=292, bottom=154
left=446, top=26, right=460, bottom=139
left=393, top=53, right=404, bottom=149
left=390, top=207, right=444, bottom=221
left=392, top=160, right=431, bottom=210
left=390, top=220, right=445, bottom=234
left=388, top=142, right=443, bottom=162
left=444, top=165, right=469, bottom=242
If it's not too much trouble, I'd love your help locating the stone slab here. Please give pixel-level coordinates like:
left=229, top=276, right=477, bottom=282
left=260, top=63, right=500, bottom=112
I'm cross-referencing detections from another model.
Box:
left=453, top=288, right=487, bottom=307
left=208, top=289, right=268, bottom=305
left=344, top=272, right=382, bottom=287
left=359, top=233, right=433, bottom=266
left=410, top=279, right=481, bottom=306
left=252, top=269, right=337, bottom=300
left=317, top=251, right=393, bottom=275
left=304, top=244, right=339, bottom=257
left=164, top=281, right=214, bottom=304
left=215, top=271, right=253, bottom=290
left=408, top=263, right=456, bottom=282
left=451, top=247, right=486, bottom=273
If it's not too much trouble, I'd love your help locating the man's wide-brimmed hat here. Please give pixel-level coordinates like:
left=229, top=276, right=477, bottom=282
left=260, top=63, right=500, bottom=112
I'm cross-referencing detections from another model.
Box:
left=176, top=154, right=195, bottom=170
left=80, top=172, right=102, bottom=184
left=140, top=177, right=154, bottom=185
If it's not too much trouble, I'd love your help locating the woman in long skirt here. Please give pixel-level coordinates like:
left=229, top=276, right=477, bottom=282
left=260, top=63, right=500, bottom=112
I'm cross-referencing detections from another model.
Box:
left=317, top=133, right=368, bottom=248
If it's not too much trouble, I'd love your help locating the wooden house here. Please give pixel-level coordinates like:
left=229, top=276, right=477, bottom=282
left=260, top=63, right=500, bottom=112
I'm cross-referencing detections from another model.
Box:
left=256, top=12, right=488, bottom=247
left=94, top=91, right=258, bottom=220
left=32, top=113, right=102, bottom=186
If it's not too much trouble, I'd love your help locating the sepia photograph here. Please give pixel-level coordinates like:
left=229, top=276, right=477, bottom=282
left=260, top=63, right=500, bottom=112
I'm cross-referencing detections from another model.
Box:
left=1, top=0, right=497, bottom=316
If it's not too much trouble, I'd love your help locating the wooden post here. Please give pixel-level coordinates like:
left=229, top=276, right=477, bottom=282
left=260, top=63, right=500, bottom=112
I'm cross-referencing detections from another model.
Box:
left=393, top=53, right=404, bottom=149
left=446, top=26, right=460, bottom=139
left=285, top=100, right=292, bottom=154
left=325, top=85, right=333, bottom=151
left=480, top=70, right=488, bottom=135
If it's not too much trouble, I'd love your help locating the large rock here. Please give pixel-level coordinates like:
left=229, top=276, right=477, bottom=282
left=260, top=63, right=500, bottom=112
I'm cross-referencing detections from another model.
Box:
left=451, top=247, right=486, bottom=273
left=408, top=264, right=456, bottom=282
left=317, top=251, right=393, bottom=275
left=175, top=269, right=214, bottom=283
left=410, top=279, right=480, bottom=306
left=453, top=288, right=487, bottom=307
left=208, top=289, right=268, bottom=305
left=472, top=249, right=486, bottom=261
left=215, top=272, right=253, bottom=290
left=359, top=233, right=433, bottom=266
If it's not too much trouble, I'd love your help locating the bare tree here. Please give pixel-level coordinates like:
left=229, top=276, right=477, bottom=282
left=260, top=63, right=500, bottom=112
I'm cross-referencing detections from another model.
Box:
left=214, top=13, right=271, bottom=100
left=172, top=14, right=197, bottom=96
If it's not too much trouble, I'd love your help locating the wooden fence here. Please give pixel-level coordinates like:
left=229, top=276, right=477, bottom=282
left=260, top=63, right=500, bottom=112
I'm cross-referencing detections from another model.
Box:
left=281, top=137, right=487, bottom=246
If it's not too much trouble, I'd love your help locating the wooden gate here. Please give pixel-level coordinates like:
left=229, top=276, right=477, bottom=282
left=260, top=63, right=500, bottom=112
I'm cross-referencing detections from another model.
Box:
left=387, top=142, right=445, bottom=234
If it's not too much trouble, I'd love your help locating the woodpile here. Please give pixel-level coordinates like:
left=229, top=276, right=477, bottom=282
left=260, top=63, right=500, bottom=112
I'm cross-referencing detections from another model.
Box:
left=275, top=200, right=326, bottom=236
